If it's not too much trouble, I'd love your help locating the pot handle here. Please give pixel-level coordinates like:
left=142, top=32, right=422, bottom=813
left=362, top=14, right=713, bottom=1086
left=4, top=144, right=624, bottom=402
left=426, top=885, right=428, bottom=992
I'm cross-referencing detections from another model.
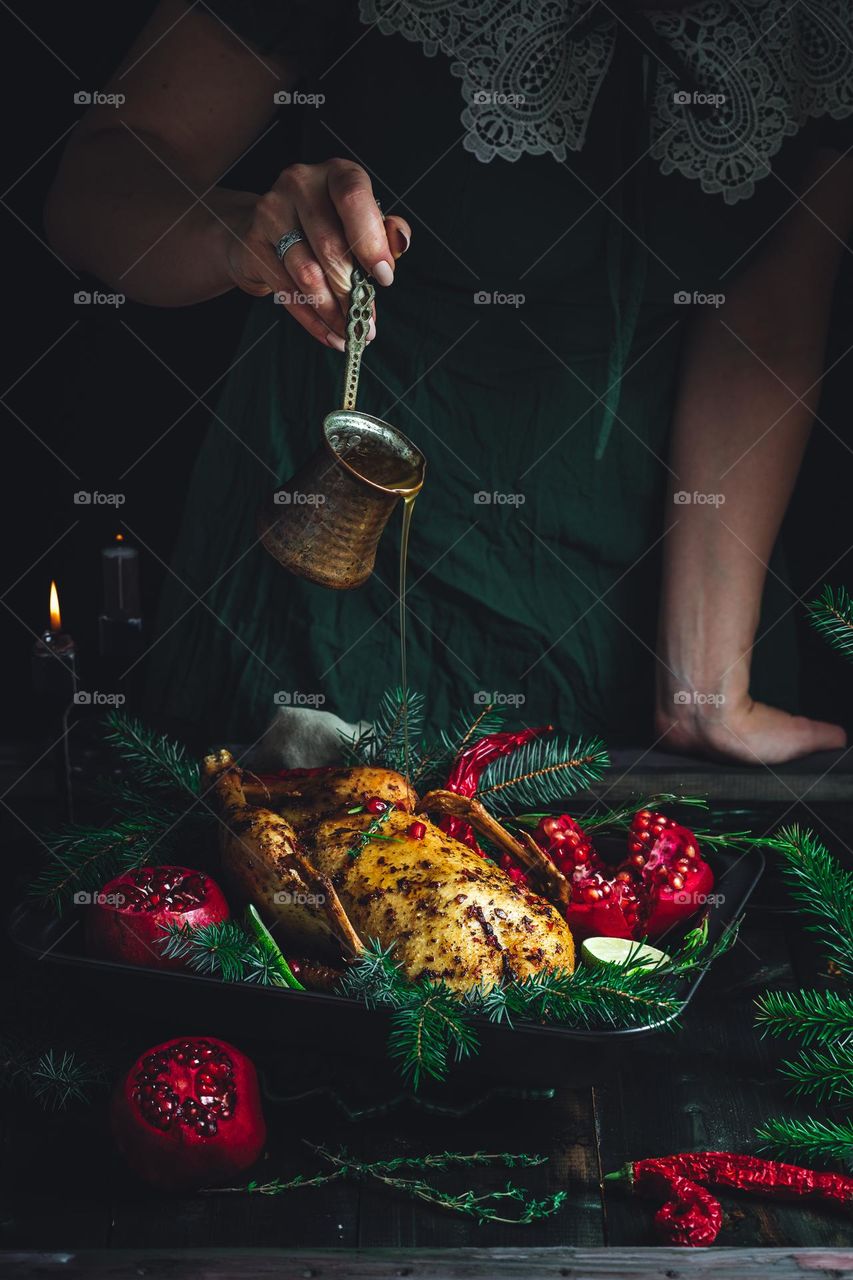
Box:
left=340, top=265, right=376, bottom=412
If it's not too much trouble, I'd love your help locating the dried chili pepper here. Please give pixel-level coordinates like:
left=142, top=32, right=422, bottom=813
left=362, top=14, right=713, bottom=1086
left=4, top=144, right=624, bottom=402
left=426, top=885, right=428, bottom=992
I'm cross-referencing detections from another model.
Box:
left=606, top=1162, right=722, bottom=1245
left=611, top=1152, right=853, bottom=1207
left=607, top=1151, right=853, bottom=1245
left=440, top=727, right=549, bottom=854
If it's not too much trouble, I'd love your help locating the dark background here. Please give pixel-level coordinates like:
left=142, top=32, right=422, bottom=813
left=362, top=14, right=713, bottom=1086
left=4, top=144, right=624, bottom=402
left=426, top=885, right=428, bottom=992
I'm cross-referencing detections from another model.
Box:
left=2, top=1, right=853, bottom=743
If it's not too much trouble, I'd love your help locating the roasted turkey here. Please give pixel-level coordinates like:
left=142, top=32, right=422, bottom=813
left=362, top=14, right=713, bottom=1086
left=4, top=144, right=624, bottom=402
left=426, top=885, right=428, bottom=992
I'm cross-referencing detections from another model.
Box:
left=202, top=749, right=574, bottom=991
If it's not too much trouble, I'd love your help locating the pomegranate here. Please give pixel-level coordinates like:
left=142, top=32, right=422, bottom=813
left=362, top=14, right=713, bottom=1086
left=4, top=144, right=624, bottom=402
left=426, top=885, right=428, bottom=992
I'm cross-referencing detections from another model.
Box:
left=85, top=865, right=230, bottom=970
left=112, top=1036, right=266, bottom=1191
left=530, top=810, right=715, bottom=942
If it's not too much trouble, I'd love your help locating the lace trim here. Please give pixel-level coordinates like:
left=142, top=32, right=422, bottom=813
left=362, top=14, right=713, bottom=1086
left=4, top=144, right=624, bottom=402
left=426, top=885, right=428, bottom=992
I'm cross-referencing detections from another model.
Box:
left=359, top=0, right=853, bottom=201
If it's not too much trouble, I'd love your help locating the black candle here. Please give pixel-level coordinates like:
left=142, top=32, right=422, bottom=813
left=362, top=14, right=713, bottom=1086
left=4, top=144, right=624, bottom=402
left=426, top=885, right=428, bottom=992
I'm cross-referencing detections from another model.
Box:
left=99, top=533, right=142, bottom=658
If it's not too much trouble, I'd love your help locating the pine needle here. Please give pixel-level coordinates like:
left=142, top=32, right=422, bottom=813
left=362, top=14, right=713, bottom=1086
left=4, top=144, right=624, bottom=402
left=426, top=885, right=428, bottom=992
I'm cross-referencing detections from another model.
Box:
left=475, top=734, right=609, bottom=815
left=104, top=710, right=199, bottom=794
left=341, top=687, right=425, bottom=774
left=756, top=1115, right=853, bottom=1163
left=756, top=989, right=853, bottom=1046
left=808, top=584, right=853, bottom=664
left=341, top=927, right=728, bottom=1088
left=0, top=1039, right=105, bottom=1111
left=412, top=703, right=507, bottom=785
left=159, top=920, right=288, bottom=987
left=767, top=825, right=853, bottom=981
left=778, top=1043, right=853, bottom=1104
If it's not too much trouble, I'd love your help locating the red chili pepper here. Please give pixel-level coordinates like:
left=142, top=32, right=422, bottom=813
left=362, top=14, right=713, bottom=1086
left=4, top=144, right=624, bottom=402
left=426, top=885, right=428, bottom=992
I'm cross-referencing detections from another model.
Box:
left=607, top=1151, right=853, bottom=1246
left=631, top=1152, right=853, bottom=1206
left=439, top=727, right=550, bottom=855
left=607, top=1163, right=722, bottom=1246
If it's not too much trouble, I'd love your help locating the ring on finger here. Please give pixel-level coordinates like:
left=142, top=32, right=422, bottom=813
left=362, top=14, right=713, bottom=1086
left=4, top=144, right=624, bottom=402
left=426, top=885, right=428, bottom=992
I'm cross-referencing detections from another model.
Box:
left=276, top=228, right=305, bottom=261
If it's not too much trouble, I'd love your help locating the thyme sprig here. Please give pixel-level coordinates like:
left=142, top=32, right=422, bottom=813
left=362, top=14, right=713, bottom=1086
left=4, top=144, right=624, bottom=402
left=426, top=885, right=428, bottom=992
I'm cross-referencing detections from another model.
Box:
left=347, top=805, right=396, bottom=859
left=212, top=1144, right=565, bottom=1225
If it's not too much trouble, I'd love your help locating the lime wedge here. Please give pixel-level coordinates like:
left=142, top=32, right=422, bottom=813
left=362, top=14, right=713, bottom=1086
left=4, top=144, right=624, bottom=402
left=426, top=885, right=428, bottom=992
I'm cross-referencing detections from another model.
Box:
left=581, top=936, right=670, bottom=971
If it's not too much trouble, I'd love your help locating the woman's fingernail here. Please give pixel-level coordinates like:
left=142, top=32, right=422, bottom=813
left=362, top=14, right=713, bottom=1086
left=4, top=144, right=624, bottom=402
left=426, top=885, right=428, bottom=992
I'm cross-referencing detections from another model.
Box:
left=325, top=331, right=346, bottom=352
left=373, top=260, right=394, bottom=287
left=368, top=318, right=377, bottom=342
left=392, top=228, right=410, bottom=259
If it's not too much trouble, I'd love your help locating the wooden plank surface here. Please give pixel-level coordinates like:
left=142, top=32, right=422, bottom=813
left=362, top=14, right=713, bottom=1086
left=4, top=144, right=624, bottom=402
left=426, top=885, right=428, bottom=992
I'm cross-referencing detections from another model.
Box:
left=1, top=1247, right=852, bottom=1277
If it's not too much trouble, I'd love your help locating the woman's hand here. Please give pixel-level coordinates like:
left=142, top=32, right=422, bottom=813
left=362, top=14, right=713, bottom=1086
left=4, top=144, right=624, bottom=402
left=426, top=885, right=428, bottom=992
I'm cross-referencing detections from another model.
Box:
left=226, top=159, right=411, bottom=350
left=656, top=684, right=845, bottom=765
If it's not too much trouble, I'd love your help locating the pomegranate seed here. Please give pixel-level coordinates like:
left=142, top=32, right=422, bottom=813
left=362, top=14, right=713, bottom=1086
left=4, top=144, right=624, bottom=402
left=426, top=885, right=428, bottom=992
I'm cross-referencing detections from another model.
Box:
left=407, top=821, right=427, bottom=840
left=365, top=796, right=388, bottom=815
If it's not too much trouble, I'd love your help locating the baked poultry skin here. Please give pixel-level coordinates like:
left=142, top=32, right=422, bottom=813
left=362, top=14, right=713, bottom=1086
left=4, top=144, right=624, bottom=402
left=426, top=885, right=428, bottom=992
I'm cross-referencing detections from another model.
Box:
left=202, top=749, right=575, bottom=991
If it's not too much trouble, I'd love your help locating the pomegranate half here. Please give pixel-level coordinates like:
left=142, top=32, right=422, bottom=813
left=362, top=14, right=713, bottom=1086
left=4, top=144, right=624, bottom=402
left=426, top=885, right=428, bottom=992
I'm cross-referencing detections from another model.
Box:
left=85, top=865, right=230, bottom=969
left=112, top=1036, right=266, bottom=1190
left=528, top=809, right=715, bottom=943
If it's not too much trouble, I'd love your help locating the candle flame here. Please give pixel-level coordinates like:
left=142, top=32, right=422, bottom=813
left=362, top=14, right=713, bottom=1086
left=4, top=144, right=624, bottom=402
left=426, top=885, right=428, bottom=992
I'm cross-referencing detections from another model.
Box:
left=115, top=533, right=124, bottom=542
left=49, top=580, right=61, bottom=633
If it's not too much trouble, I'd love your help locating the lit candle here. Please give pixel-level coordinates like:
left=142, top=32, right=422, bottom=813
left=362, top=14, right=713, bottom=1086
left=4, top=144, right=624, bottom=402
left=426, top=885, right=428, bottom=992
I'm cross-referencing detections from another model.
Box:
left=32, top=579, right=77, bottom=700
left=99, top=533, right=142, bottom=657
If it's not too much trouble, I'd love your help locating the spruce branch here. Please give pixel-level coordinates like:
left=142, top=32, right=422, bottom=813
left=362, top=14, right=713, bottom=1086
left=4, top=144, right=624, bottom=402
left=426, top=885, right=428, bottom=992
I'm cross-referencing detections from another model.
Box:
left=0, top=1038, right=105, bottom=1111
left=341, top=686, right=425, bottom=774
left=388, top=984, right=480, bottom=1087
left=104, top=710, right=199, bottom=794
left=808, top=584, right=853, bottom=664
left=341, top=927, right=728, bottom=1087
left=27, top=796, right=209, bottom=913
left=768, top=825, right=853, bottom=981
left=475, top=735, right=609, bottom=815
left=756, top=989, right=853, bottom=1047
left=412, top=704, right=508, bottom=786
left=29, top=714, right=210, bottom=912
left=756, top=1115, right=853, bottom=1163
left=778, top=1043, right=853, bottom=1104
left=159, top=920, right=288, bottom=987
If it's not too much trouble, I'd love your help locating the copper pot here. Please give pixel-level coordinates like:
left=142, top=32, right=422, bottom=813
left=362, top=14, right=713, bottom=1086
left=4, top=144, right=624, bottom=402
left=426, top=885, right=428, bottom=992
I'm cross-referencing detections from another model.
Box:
left=259, top=264, right=426, bottom=589
left=258, top=409, right=425, bottom=589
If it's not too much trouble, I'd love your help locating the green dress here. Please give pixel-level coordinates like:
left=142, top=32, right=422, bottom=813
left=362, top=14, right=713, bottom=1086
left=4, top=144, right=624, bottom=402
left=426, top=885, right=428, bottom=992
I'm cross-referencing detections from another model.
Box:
left=147, top=0, right=853, bottom=746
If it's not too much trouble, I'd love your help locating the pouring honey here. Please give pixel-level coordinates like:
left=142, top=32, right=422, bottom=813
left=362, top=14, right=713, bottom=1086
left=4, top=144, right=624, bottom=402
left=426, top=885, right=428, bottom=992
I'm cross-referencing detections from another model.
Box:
left=258, top=265, right=426, bottom=776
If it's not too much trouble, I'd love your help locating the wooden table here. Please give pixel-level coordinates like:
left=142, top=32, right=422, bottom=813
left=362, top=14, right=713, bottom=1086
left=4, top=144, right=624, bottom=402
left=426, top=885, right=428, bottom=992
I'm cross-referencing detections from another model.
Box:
left=1, top=750, right=852, bottom=1270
